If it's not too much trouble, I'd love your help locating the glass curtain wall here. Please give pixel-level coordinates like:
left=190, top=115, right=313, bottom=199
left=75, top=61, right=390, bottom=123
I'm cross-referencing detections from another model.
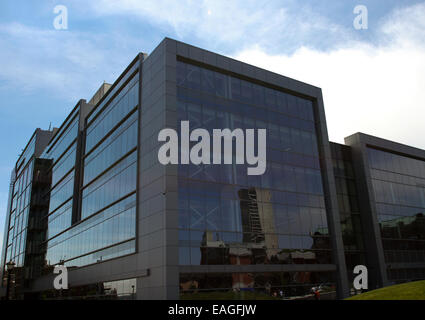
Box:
left=368, top=147, right=425, bottom=282
left=4, top=135, right=36, bottom=269
left=41, top=109, right=80, bottom=267
left=176, top=60, right=335, bottom=298
left=45, top=64, right=140, bottom=269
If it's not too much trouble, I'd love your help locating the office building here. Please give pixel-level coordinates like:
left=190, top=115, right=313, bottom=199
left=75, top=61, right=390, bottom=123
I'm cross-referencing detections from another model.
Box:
left=0, top=129, right=53, bottom=296
left=1, top=39, right=424, bottom=299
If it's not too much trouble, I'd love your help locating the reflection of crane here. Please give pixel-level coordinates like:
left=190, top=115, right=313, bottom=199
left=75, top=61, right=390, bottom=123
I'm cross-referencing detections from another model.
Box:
left=239, top=188, right=279, bottom=256
left=241, top=189, right=264, bottom=243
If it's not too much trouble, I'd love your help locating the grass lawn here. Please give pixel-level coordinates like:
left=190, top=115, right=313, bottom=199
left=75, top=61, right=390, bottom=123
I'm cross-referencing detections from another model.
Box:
left=347, top=280, right=425, bottom=300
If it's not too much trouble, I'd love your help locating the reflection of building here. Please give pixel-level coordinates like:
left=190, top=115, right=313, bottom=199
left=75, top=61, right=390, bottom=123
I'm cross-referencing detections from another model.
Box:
left=200, top=231, right=228, bottom=265
left=240, top=188, right=279, bottom=256
left=200, top=188, right=280, bottom=273
left=1, top=39, right=425, bottom=300
left=238, top=188, right=279, bottom=264
left=199, top=186, right=331, bottom=290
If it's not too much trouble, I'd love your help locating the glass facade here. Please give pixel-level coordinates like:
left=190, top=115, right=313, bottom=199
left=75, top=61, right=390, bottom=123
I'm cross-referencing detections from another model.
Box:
left=1, top=130, right=53, bottom=296
left=5, top=154, right=34, bottom=268
left=368, top=147, right=425, bottom=282
left=176, top=60, right=335, bottom=298
left=46, top=194, right=136, bottom=267
left=41, top=108, right=80, bottom=270
left=3, top=133, right=39, bottom=271
left=43, top=64, right=140, bottom=270
left=180, top=272, right=335, bottom=299
left=0, top=169, right=16, bottom=285
left=25, top=158, right=52, bottom=281
left=330, top=143, right=366, bottom=284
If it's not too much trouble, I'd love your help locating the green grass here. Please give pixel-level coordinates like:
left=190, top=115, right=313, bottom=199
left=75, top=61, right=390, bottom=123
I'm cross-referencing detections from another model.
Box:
left=347, top=280, right=425, bottom=300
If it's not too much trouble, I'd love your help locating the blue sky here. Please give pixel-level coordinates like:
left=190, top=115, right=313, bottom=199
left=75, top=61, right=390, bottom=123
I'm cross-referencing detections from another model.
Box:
left=1, top=0, right=425, bottom=250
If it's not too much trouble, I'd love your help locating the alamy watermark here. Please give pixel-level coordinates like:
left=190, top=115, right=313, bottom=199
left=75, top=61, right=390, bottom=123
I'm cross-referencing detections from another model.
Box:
left=53, top=265, right=68, bottom=290
left=53, top=5, right=68, bottom=30
left=353, top=265, right=368, bottom=290
left=158, top=121, right=267, bottom=175
left=353, top=5, right=368, bottom=30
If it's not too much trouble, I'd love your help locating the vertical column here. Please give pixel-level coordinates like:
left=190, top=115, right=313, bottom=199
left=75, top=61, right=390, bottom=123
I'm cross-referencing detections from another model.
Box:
left=136, top=39, right=179, bottom=299
left=315, top=93, right=350, bottom=298
left=345, top=134, right=388, bottom=289
left=72, top=100, right=91, bottom=224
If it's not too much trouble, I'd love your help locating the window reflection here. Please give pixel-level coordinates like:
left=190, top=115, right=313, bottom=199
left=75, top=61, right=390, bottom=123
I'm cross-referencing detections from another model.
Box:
left=180, top=272, right=335, bottom=300
left=44, top=69, right=139, bottom=269
left=45, top=195, right=136, bottom=268
left=368, top=147, right=425, bottom=281
left=176, top=60, right=332, bottom=280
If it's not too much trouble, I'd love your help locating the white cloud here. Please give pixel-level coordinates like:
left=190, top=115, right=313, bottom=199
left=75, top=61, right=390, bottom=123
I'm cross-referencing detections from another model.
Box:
left=87, top=0, right=350, bottom=52
left=91, top=0, right=279, bottom=41
left=234, top=3, right=425, bottom=149
left=1, top=1, right=424, bottom=151
left=0, top=1, right=351, bottom=104
left=82, top=1, right=425, bottom=148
